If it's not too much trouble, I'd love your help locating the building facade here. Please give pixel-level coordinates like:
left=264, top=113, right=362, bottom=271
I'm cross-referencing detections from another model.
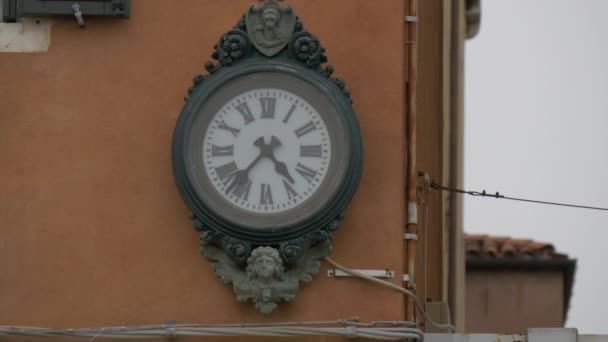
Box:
left=0, top=0, right=472, bottom=335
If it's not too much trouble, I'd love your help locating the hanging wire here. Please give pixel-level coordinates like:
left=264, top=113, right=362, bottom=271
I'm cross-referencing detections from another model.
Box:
left=430, top=181, right=608, bottom=212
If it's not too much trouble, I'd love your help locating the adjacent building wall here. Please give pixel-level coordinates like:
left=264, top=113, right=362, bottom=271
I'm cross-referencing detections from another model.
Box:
left=466, top=271, right=564, bottom=333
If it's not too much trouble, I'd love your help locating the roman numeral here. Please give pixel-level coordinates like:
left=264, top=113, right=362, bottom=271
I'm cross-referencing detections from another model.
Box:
left=300, top=145, right=322, bottom=158
left=215, top=161, right=238, bottom=184
left=259, top=97, right=277, bottom=119
left=218, top=121, right=240, bottom=138
left=230, top=178, right=252, bottom=200
left=283, top=179, right=299, bottom=200
left=260, top=183, right=274, bottom=205
left=235, top=102, right=255, bottom=125
left=295, top=163, right=318, bottom=183
left=282, top=104, right=297, bottom=123
left=294, top=121, right=317, bottom=138
left=211, top=144, right=234, bottom=157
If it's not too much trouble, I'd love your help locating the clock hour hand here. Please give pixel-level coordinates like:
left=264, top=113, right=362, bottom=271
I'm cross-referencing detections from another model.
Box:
left=273, top=159, right=295, bottom=184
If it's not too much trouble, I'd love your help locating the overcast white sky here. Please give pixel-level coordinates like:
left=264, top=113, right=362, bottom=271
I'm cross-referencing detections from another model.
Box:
left=464, top=0, right=608, bottom=334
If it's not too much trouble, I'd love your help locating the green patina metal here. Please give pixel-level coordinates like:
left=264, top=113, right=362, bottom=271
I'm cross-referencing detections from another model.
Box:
left=172, top=0, right=362, bottom=313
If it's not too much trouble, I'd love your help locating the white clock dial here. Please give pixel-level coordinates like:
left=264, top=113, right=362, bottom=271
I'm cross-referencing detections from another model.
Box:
left=202, top=88, right=332, bottom=214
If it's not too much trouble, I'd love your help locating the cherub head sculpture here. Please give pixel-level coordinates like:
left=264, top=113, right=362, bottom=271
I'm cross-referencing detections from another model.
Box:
left=262, top=7, right=280, bottom=29
left=246, top=246, right=285, bottom=282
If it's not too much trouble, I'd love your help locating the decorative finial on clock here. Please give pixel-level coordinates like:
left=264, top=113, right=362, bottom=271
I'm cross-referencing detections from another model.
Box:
left=247, top=0, right=295, bottom=57
left=254, top=0, right=288, bottom=11
left=259, top=0, right=284, bottom=4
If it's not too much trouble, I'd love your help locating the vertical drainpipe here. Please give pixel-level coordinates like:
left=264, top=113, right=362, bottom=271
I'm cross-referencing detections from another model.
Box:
left=448, top=0, right=467, bottom=331
left=405, top=0, right=419, bottom=322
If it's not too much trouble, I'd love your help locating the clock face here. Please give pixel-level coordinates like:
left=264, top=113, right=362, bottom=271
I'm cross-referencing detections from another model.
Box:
left=176, top=65, right=361, bottom=235
left=202, top=88, right=332, bottom=214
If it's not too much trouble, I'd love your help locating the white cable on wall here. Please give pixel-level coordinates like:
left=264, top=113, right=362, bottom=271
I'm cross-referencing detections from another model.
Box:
left=324, top=257, right=457, bottom=333
left=0, top=250, right=459, bottom=340
left=0, top=322, right=424, bottom=340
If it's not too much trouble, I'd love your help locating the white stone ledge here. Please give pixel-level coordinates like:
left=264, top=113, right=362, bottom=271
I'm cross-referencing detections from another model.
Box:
left=0, top=18, right=52, bottom=53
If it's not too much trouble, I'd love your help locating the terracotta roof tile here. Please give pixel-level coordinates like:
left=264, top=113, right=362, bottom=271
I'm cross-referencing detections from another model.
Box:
left=464, top=233, right=567, bottom=260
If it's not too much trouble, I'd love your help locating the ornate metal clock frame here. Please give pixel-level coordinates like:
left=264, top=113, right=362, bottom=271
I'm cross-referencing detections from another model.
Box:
left=172, top=0, right=363, bottom=314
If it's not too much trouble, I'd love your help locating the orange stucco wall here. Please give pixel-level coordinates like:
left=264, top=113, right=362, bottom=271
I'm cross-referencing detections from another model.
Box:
left=0, top=0, right=407, bottom=330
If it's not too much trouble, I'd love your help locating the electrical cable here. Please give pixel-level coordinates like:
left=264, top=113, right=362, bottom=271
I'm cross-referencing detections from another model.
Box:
left=0, top=321, right=425, bottom=340
left=324, top=257, right=457, bottom=333
left=420, top=172, right=431, bottom=317
left=430, top=181, right=608, bottom=212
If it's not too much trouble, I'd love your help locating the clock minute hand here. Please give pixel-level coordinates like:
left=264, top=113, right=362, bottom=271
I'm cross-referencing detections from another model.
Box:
left=225, top=137, right=266, bottom=194
left=268, top=136, right=295, bottom=184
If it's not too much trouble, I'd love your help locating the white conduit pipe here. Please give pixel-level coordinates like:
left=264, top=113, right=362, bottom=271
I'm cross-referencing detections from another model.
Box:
left=324, top=257, right=457, bottom=333
left=0, top=324, right=424, bottom=340
left=0, top=256, right=462, bottom=340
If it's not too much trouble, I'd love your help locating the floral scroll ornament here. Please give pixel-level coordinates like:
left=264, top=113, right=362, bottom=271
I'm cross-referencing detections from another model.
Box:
left=213, top=30, right=252, bottom=67
left=184, top=30, right=251, bottom=101
left=289, top=32, right=328, bottom=69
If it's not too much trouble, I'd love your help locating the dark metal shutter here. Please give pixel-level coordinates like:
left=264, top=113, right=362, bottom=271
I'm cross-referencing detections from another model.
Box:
left=3, top=0, right=129, bottom=22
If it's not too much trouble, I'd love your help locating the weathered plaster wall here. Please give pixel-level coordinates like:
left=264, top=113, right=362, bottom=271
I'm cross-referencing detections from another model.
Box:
left=466, top=271, right=564, bottom=333
left=0, top=0, right=406, bottom=330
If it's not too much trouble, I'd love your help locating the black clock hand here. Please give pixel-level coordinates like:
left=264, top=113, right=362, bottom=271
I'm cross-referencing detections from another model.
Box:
left=225, top=137, right=267, bottom=194
left=226, top=136, right=295, bottom=193
left=267, top=136, right=295, bottom=184
left=270, top=155, right=295, bottom=184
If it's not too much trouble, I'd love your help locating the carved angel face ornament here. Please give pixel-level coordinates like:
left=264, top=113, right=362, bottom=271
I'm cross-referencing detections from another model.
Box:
left=255, top=255, right=278, bottom=279
left=246, top=247, right=285, bottom=282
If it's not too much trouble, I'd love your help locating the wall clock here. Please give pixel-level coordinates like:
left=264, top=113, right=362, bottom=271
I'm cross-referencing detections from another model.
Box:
left=172, top=0, right=363, bottom=314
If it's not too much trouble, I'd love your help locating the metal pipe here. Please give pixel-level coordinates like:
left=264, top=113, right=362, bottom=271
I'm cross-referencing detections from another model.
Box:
left=72, top=4, right=85, bottom=28
left=448, top=0, right=466, bottom=330
left=405, top=0, right=419, bottom=322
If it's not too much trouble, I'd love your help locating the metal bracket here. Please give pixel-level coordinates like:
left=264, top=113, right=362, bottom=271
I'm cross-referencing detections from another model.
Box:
left=163, top=321, right=177, bottom=340
left=112, top=0, right=126, bottom=14
left=404, top=16, right=418, bottom=23
left=407, top=201, right=418, bottom=224
left=72, top=4, right=85, bottom=28
left=402, top=274, right=416, bottom=290
left=404, top=233, right=418, bottom=241
left=328, top=269, right=395, bottom=279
